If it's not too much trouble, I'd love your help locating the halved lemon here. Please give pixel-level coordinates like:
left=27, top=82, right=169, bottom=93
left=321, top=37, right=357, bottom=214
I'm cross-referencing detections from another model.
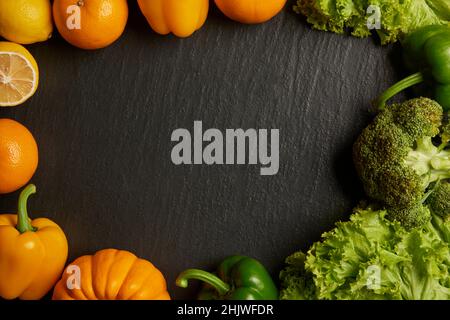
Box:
left=0, top=42, right=39, bottom=107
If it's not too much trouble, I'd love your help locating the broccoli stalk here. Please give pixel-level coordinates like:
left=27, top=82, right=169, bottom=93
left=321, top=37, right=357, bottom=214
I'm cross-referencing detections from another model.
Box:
left=406, top=137, right=450, bottom=188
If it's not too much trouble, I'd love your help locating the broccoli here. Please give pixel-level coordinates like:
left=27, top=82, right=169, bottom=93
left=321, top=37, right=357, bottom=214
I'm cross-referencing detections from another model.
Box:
left=426, top=182, right=450, bottom=220
left=440, top=121, right=450, bottom=148
left=353, top=97, right=450, bottom=227
left=388, top=203, right=431, bottom=230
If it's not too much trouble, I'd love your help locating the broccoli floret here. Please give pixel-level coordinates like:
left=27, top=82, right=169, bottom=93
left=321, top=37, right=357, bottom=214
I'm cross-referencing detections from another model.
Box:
left=353, top=98, right=450, bottom=227
left=426, top=182, right=450, bottom=220
left=440, top=121, right=450, bottom=147
left=388, top=204, right=431, bottom=230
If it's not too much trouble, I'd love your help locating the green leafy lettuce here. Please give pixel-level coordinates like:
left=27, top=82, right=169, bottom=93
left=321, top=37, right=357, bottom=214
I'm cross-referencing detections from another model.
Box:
left=294, top=0, right=450, bottom=44
left=280, top=205, right=450, bottom=300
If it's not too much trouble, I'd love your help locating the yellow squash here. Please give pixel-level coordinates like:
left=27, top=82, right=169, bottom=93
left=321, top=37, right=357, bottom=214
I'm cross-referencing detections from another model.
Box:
left=53, top=249, right=171, bottom=300
left=0, top=185, right=68, bottom=300
left=137, top=0, right=209, bottom=38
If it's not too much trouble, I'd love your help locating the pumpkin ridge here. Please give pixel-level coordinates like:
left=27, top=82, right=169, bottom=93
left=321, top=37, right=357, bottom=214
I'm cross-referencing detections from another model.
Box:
left=127, top=259, right=155, bottom=299
left=98, top=249, right=119, bottom=300
left=78, top=256, right=93, bottom=300
left=129, top=261, right=165, bottom=300
left=116, top=255, right=141, bottom=299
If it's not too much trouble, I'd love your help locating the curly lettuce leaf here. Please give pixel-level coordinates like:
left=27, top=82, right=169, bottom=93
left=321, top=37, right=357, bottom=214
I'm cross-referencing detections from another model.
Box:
left=294, top=0, right=450, bottom=44
left=279, top=252, right=317, bottom=300
left=280, top=206, right=450, bottom=300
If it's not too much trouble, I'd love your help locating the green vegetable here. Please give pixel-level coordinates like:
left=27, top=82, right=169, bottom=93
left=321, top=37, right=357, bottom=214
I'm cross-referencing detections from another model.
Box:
left=388, top=202, right=431, bottom=229
left=377, top=25, right=450, bottom=111
left=176, top=256, right=278, bottom=300
left=427, top=181, right=450, bottom=220
left=279, top=252, right=317, bottom=300
left=280, top=204, right=450, bottom=300
left=353, top=97, right=450, bottom=228
left=294, top=0, right=450, bottom=45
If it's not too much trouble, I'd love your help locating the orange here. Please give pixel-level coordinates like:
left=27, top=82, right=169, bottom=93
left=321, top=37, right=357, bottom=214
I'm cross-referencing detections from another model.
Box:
left=53, top=0, right=128, bottom=50
left=215, top=0, right=287, bottom=24
left=0, top=119, right=38, bottom=194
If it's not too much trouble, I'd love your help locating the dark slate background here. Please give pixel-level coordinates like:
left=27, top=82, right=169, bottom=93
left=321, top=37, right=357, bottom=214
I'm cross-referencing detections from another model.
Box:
left=0, top=1, right=405, bottom=299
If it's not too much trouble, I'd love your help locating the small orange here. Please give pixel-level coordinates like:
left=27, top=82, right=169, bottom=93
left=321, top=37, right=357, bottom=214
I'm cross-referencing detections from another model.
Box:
left=215, top=0, right=287, bottom=24
left=0, top=119, right=38, bottom=194
left=53, top=0, right=128, bottom=50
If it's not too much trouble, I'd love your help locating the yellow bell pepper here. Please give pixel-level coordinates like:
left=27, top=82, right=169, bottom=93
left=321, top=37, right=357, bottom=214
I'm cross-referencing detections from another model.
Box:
left=0, top=184, right=68, bottom=300
left=137, top=0, right=209, bottom=38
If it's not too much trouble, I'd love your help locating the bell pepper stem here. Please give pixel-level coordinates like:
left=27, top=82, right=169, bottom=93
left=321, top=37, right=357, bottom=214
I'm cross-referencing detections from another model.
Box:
left=16, top=184, right=37, bottom=233
left=176, top=269, right=230, bottom=296
left=376, top=72, right=424, bottom=109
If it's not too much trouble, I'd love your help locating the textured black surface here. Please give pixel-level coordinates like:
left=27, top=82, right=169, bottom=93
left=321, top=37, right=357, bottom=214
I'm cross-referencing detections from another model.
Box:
left=0, top=1, right=403, bottom=299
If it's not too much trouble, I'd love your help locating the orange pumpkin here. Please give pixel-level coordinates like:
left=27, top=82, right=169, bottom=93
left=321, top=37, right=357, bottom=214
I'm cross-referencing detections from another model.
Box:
left=215, top=0, right=286, bottom=24
left=52, top=249, right=170, bottom=300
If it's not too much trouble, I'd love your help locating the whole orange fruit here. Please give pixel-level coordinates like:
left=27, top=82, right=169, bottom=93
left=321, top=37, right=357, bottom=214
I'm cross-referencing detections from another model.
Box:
left=215, top=0, right=286, bottom=24
left=0, top=119, right=38, bottom=194
left=53, top=0, right=128, bottom=50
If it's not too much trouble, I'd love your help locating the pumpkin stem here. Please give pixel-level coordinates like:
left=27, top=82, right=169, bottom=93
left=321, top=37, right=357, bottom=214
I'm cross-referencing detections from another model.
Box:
left=16, top=184, right=37, bottom=233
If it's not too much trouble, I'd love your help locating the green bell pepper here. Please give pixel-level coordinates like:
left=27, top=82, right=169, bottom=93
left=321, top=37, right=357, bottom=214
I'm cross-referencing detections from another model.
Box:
left=176, top=255, right=278, bottom=300
left=377, top=25, right=450, bottom=110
